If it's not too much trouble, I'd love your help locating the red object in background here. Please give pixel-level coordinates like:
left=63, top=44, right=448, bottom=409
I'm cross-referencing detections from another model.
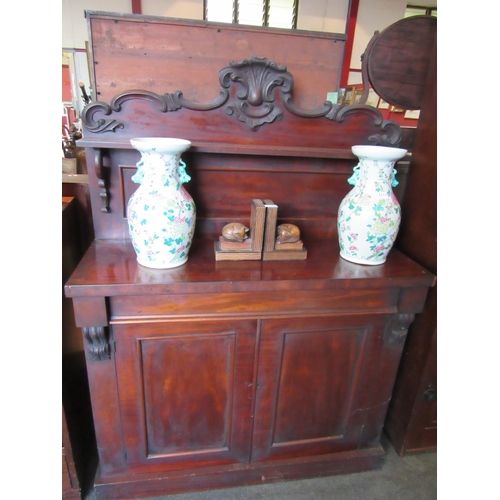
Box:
left=131, top=0, right=142, bottom=14
left=62, top=64, right=72, bottom=102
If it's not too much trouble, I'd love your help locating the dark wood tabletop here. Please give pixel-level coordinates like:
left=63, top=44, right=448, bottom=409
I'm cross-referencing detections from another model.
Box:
left=65, top=238, right=435, bottom=298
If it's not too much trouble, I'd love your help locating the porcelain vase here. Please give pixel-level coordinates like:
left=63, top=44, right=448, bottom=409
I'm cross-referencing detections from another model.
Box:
left=337, top=145, right=407, bottom=265
left=127, top=137, right=196, bottom=269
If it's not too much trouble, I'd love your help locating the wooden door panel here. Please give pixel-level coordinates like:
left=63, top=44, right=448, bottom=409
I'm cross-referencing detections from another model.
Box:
left=113, top=319, right=257, bottom=473
left=252, top=315, right=388, bottom=462
left=142, top=334, right=234, bottom=456
left=272, top=328, right=364, bottom=443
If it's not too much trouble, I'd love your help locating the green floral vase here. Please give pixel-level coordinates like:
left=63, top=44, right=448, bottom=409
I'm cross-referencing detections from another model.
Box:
left=127, top=137, right=196, bottom=269
left=338, top=145, right=407, bottom=265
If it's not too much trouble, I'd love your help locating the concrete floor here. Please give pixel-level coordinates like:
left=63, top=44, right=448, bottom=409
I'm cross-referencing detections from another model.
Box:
left=84, top=437, right=437, bottom=500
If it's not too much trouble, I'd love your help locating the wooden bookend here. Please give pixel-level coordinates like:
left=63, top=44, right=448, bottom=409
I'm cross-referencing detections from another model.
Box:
left=214, top=199, right=266, bottom=261
left=263, top=200, right=278, bottom=254
left=262, top=200, right=307, bottom=261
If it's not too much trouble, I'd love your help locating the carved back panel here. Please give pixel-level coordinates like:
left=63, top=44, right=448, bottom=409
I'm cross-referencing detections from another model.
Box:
left=87, top=12, right=345, bottom=109
left=80, top=12, right=408, bottom=241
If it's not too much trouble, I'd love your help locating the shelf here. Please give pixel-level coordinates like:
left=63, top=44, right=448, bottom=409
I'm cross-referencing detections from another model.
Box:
left=76, top=139, right=358, bottom=159
left=65, top=238, right=435, bottom=299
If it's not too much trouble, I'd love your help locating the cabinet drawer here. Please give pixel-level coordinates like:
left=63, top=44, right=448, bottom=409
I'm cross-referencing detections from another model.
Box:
left=110, top=288, right=399, bottom=321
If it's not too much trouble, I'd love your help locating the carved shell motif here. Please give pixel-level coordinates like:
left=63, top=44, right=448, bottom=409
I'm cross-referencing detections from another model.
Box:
left=276, top=224, right=300, bottom=244
left=222, top=223, right=249, bottom=242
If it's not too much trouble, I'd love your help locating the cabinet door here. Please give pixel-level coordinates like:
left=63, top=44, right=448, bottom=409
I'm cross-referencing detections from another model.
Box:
left=252, top=315, right=392, bottom=462
left=113, top=319, right=257, bottom=474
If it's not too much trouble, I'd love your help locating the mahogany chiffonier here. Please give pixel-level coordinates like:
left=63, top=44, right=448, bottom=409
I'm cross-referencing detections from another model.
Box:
left=64, top=12, right=435, bottom=499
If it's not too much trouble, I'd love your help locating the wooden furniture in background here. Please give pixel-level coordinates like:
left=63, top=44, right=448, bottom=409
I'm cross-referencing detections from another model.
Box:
left=62, top=196, right=97, bottom=499
left=356, top=15, right=437, bottom=130
left=62, top=175, right=94, bottom=250
left=383, top=27, right=437, bottom=456
left=62, top=405, right=80, bottom=500
left=64, top=12, right=435, bottom=498
left=355, top=15, right=437, bottom=456
left=359, top=16, right=437, bottom=111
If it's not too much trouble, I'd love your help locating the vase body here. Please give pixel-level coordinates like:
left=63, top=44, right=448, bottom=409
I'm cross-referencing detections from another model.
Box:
left=127, top=138, right=196, bottom=269
left=337, top=145, right=407, bottom=265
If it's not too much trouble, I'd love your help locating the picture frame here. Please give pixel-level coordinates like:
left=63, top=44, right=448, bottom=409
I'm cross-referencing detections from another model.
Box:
left=390, top=105, right=405, bottom=113
left=353, top=88, right=364, bottom=104
left=341, top=86, right=355, bottom=105
left=366, top=89, right=379, bottom=107
left=339, top=86, right=380, bottom=108
left=404, top=109, right=421, bottom=120
left=377, top=99, right=390, bottom=110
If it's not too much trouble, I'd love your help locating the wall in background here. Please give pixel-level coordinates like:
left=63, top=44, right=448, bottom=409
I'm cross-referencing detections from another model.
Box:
left=62, top=0, right=357, bottom=49
left=62, top=0, right=435, bottom=113
left=62, top=0, right=132, bottom=49
left=141, top=0, right=204, bottom=20
left=347, top=0, right=407, bottom=85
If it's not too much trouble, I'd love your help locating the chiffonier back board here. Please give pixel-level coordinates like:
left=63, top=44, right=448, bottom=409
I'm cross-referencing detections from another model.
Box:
left=66, top=11, right=435, bottom=500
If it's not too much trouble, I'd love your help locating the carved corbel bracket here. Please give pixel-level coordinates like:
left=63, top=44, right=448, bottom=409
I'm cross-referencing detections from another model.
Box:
left=83, top=326, right=110, bottom=361
left=94, top=148, right=110, bottom=212
left=384, top=313, right=415, bottom=345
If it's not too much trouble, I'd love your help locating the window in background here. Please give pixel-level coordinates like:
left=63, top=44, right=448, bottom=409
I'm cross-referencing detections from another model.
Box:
left=404, top=4, right=437, bottom=17
left=205, top=0, right=298, bottom=29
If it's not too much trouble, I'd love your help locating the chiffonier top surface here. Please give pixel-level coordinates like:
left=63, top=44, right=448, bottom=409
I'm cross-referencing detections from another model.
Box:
left=65, top=238, right=435, bottom=298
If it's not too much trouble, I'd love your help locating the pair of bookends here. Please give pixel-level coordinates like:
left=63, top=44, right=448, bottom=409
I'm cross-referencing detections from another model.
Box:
left=214, top=200, right=307, bottom=261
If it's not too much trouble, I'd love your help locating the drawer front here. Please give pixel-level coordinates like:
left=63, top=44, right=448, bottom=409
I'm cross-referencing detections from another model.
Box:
left=110, top=288, right=400, bottom=321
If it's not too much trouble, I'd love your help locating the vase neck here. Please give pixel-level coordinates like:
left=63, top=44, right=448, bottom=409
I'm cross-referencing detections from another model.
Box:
left=358, top=157, right=395, bottom=185
left=140, top=152, right=181, bottom=186
left=143, top=152, right=179, bottom=170
left=142, top=150, right=179, bottom=163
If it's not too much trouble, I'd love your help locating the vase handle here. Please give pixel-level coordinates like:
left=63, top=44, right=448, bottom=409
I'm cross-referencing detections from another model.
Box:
left=347, top=162, right=399, bottom=187
left=131, top=158, right=144, bottom=184
left=347, top=164, right=360, bottom=186
left=391, top=168, right=399, bottom=187
left=177, top=159, right=191, bottom=184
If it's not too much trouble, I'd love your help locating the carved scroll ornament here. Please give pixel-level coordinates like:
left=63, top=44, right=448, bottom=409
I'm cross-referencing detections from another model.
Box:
left=83, top=326, right=110, bottom=361
left=220, top=57, right=292, bottom=129
left=82, top=56, right=401, bottom=144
